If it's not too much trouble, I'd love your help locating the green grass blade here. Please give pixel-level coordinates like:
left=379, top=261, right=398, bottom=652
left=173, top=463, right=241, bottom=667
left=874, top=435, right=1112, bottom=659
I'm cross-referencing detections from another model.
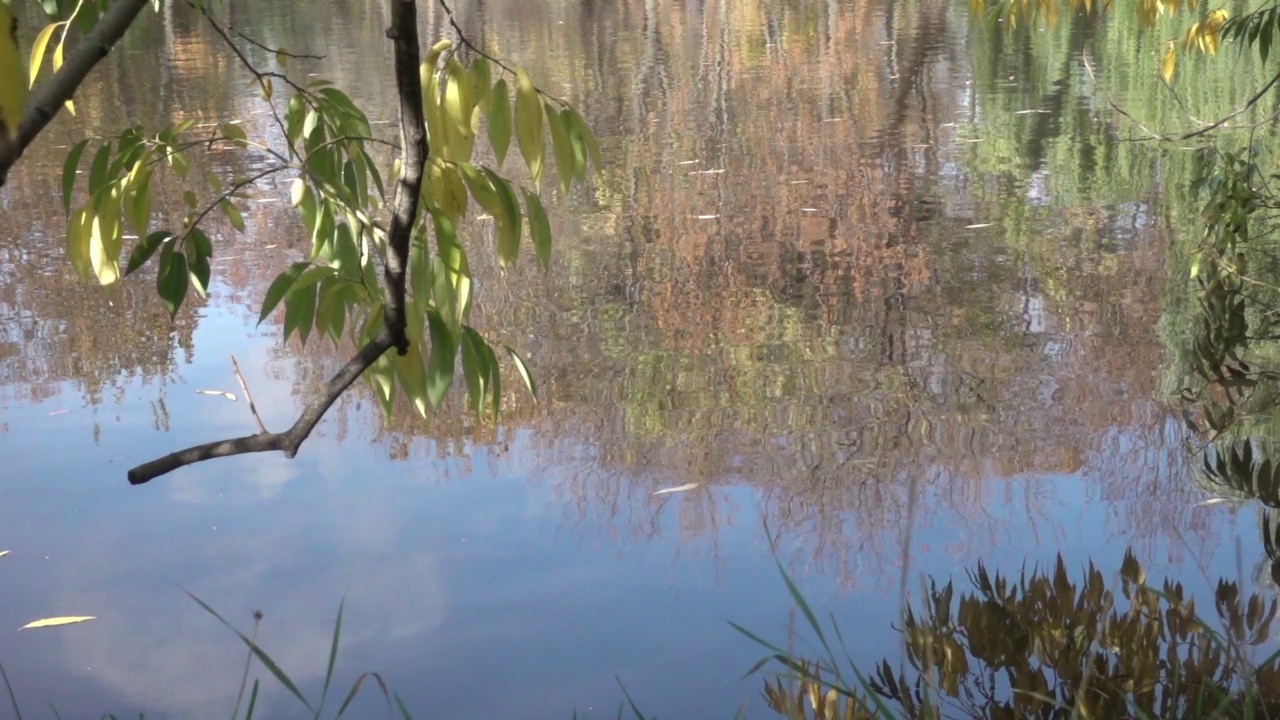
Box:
left=244, top=680, right=259, bottom=720
left=614, top=677, right=650, bottom=720
left=317, top=596, right=346, bottom=718
left=183, top=590, right=316, bottom=715
left=49, top=703, right=62, bottom=720
left=0, top=658, right=23, bottom=720
left=393, top=692, right=414, bottom=720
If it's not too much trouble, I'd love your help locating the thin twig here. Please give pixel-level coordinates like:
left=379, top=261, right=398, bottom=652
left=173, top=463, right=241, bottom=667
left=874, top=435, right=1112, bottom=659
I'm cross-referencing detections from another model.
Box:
left=1176, top=68, right=1280, bottom=141
left=231, top=28, right=326, bottom=60
left=127, top=329, right=396, bottom=484
left=230, top=355, right=268, bottom=434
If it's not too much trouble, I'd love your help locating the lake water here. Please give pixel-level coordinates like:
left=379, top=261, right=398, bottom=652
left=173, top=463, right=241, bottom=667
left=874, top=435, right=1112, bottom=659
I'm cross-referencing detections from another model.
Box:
left=0, top=0, right=1276, bottom=717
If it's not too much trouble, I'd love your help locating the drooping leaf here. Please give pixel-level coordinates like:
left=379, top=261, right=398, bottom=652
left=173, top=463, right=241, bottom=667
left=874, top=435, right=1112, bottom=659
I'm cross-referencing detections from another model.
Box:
left=484, top=167, right=521, bottom=266
left=523, top=188, right=552, bottom=269
left=544, top=100, right=576, bottom=193
left=513, top=67, right=544, bottom=185
left=258, top=261, right=310, bottom=325
left=1162, top=43, right=1177, bottom=83
left=28, top=22, right=58, bottom=88
left=185, top=228, right=213, bottom=297
left=488, top=78, right=511, bottom=165
left=60, top=138, right=90, bottom=215
left=156, top=243, right=190, bottom=319
left=125, top=231, right=171, bottom=276
left=425, top=309, right=457, bottom=411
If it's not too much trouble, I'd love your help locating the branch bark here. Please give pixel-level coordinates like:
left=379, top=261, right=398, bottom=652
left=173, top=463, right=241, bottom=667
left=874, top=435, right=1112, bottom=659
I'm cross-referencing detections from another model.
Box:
left=381, top=0, right=428, bottom=355
left=128, top=330, right=395, bottom=484
left=129, top=0, right=430, bottom=484
left=0, top=0, right=149, bottom=187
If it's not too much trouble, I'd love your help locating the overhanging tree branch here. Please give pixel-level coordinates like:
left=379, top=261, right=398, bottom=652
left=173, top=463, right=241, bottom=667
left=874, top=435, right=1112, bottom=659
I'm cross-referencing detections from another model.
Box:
left=127, top=329, right=396, bottom=484
left=381, top=0, right=428, bottom=355
left=0, top=0, right=149, bottom=187
left=129, top=0, right=430, bottom=484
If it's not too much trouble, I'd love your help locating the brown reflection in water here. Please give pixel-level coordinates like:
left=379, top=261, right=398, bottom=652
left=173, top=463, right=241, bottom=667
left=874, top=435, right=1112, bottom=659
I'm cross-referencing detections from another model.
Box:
left=0, top=0, right=1212, bottom=574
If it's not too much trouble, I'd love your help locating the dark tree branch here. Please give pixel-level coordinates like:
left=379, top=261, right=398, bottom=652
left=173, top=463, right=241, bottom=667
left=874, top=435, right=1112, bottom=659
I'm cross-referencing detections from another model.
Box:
left=129, top=0, right=432, bottom=484
left=0, top=0, right=150, bottom=187
left=381, top=0, right=428, bottom=355
left=127, top=330, right=396, bottom=484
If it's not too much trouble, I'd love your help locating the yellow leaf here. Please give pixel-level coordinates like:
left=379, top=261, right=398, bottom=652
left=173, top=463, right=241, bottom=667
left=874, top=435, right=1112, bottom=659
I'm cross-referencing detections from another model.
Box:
left=20, top=616, right=97, bottom=630
left=0, top=3, right=26, bottom=140
left=27, top=21, right=56, bottom=88
left=1161, top=43, right=1177, bottom=83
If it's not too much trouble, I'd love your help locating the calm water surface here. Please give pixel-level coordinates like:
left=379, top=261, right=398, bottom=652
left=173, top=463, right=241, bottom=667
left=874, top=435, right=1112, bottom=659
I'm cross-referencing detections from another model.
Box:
left=0, top=0, right=1272, bottom=717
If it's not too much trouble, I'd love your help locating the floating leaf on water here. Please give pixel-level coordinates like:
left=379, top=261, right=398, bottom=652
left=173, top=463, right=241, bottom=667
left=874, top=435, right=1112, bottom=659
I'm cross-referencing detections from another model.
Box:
left=196, top=390, right=238, bottom=401
left=676, top=160, right=700, bottom=166
left=653, top=482, right=700, bottom=496
left=47, top=409, right=70, bottom=416
left=965, top=223, right=995, bottom=229
left=0, top=551, right=9, bottom=558
left=20, top=616, right=97, bottom=630
left=694, top=215, right=720, bottom=220
left=1014, top=109, right=1050, bottom=114
left=1195, top=497, right=1233, bottom=507
left=689, top=169, right=725, bottom=175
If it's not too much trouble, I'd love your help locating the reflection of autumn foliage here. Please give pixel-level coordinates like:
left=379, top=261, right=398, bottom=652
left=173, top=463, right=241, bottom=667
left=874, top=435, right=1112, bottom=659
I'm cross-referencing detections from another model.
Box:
left=765, top=552, right=1280, bottom=719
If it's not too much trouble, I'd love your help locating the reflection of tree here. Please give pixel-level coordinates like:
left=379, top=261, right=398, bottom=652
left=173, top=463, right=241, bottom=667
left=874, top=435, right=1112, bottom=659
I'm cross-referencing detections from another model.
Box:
left=765, top=552, right=1280, bottom=719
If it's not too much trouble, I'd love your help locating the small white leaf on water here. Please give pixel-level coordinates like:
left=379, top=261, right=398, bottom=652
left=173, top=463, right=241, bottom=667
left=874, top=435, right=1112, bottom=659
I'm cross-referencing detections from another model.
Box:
left=652, top=482, right=700, bottom=496
left=676, top=160, right=700, bottom=166
left=965, top=223, right=995, bottom=229
left=196, top=390, right=238, bottom=401
left=694, top=214, right=719, bottom=220
left=47, top=409, right=70, bottom=416
left=0, top=551, right=9, bottom=558
left=689, top=168, right=725, bottom=175
left=20, top=616, right=97, bottom=630
left=1195, top=497, right=1232, bottom=507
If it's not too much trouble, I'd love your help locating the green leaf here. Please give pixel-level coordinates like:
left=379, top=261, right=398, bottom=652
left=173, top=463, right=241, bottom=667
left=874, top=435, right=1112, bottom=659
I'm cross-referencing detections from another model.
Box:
left=566, top=108, right=602, bottom=174
left=459, top=330, right=486, bottom=415
left=458, top=162, right=499, bottom=213
left=125, top=231, right=171, bottom=276
left=60, top=138, right=89, bottom=215
left=425, top=310, right=456, bottom=410
left=221, top=122, right=248, bottom=147
left=504, top=345, right=538, bottom=401
left=284, top=281, right=318, bottom=345
left=185, top=228, right=212, bottom=298
left=66, top=207, right=93, bottom=280
left=156, top=243, right=190, bottom=319
left=126, top=168, right=152, bottom=236
left=88, top=191, right=122, bottom=285
left=484, top=168, right=521, bottom=266
left=393, top=337, right=430, bottom=417
left=290, top=177, right=308, bottom=207
left=221, top=199, right=245, bottom=232
left=523, top=189, right=552, bottom=269
left=369, top=354, right=395, bottom=418
left=488, top=78, right=511, bottom=166
left=544, top=100, right=575, bottom=193
left=468, top=57, right=491, bottom=106
left=259, top=261, right=310, bottom=325
left=87, top=141, right=111, bottom=200
left=513, top=68, right=544, bottom=185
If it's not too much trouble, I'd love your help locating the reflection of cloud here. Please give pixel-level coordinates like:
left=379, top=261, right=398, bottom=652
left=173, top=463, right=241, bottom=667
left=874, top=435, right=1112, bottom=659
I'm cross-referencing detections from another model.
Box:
left=30, top=444, right=448, bottom=718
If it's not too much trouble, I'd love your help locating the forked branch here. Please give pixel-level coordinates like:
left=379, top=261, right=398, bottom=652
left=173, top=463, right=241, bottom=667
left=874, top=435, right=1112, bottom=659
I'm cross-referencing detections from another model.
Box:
left=128, top=0, right=430, bottom=484
left=0, top=0, right=150, bottom=187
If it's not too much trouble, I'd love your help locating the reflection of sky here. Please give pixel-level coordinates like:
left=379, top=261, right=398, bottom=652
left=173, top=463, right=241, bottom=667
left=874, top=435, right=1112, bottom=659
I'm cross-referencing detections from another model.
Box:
left=0, top=291, right=1268, bottom=718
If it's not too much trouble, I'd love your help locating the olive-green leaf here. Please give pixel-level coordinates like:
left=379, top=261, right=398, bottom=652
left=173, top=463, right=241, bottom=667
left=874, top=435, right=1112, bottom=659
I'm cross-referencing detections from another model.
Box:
left=28, top=22, right=57, bottom=87
left=425, top=309, right=456, bottom=411
left=185, top=228, right=213, bottom=298
left=87, top=141, right=111, bottom=200
left=523, top=188, right=552, bottom=269
left=513, top=68, right=544, bottom=185
left=124, top=231, right=170, bottom=276
left=221, top=199, right=245, bottom=232
left=544, top=100, right=575, bottom=194
left=156, top=243, right=190, bottom=319
left=61, top=138, right=89, bottom=215
left=258, top=261, right=310, bottom=325
left=488, top=78, right=511, bottom=166
left=566, top=108, right=602, bottom=174
left=484, top=168, right=521, bottom=266
left=285, top=281, right=318, bottom=345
